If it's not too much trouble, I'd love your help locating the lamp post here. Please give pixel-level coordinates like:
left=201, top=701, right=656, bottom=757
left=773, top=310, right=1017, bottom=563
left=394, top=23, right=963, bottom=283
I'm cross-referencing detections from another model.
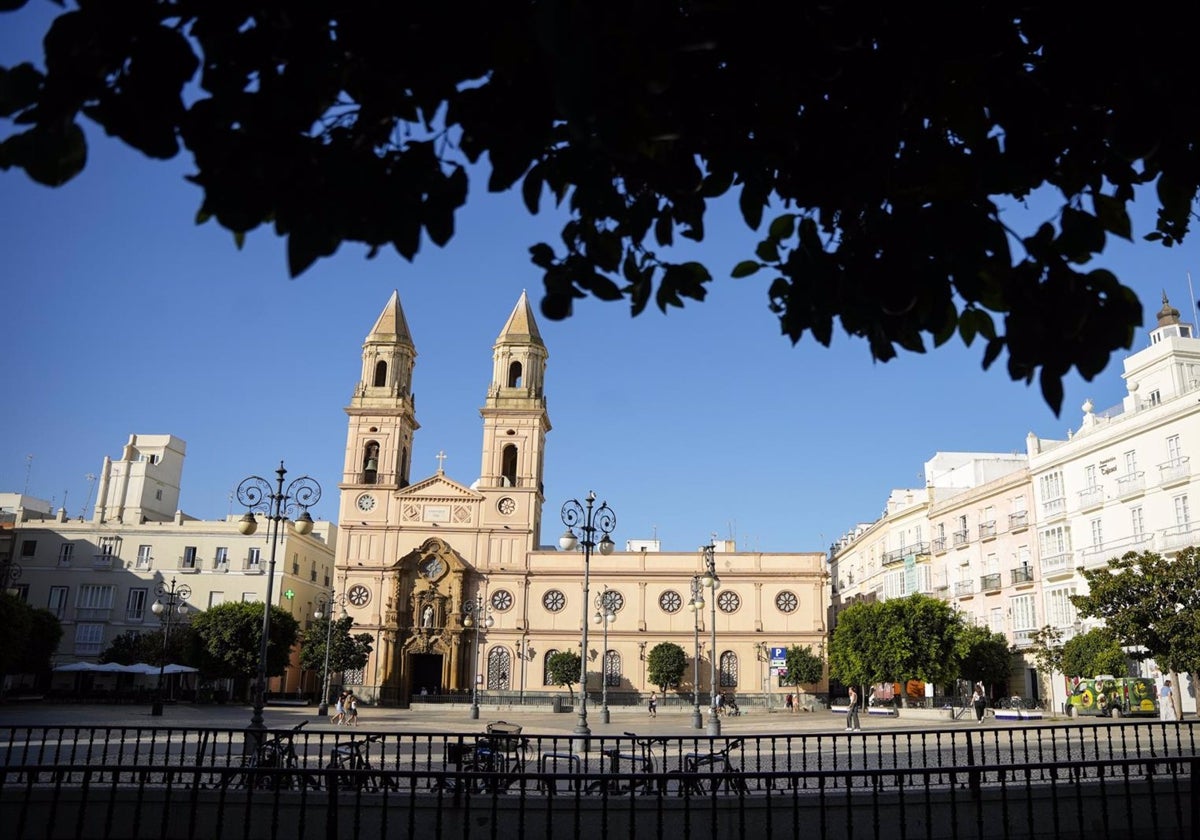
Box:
left=559, top=491, right=616, bottom=743
left=236, top=461, right=321, bottom=732
left=315, top=591, right=349, bottom=718
left=150, top=577, right=191, bottom=716
left=0, top=560, right=22, bottom=592
left=688, top=575, right=704, bottom=729
left=462, top=594, right=494, bottom=720
left=593, top=587, right=617, bottom=724
left=700, top=541, right=721, bottom=736
left=755, top=641, right=770, bottom=711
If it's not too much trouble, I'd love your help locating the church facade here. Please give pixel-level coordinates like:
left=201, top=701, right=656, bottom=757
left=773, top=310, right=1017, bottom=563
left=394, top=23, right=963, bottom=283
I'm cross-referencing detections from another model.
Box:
left=334, top=292, right=830, bottom=707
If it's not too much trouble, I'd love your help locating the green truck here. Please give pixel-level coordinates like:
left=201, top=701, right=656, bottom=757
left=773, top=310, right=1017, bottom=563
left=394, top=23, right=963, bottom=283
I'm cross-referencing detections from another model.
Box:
left=1067, top=675, right=1159, bottom=718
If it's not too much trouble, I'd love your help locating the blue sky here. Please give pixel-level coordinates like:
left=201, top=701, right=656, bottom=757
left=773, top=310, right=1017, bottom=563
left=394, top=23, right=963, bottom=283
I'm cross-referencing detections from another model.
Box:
left=3, top=4, right=1198, bottom=553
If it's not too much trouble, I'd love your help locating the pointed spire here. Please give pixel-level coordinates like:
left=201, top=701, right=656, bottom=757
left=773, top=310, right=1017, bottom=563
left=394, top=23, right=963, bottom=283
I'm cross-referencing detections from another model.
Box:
left=367, top=290, right=414, bottom=345
left=1157, top=291, right=1181, bottom=328
left=495, top=290, right=544, bottom=347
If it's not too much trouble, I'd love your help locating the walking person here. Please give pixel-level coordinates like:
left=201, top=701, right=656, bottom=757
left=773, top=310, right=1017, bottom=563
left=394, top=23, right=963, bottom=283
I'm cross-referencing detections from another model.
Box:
left=785, top=692, right=794, bottom=713
left=331, top=691, right=346, bottom=725
left=845, top=686, right=861, bottom=731
left=347, top=692, right=359, bottom=727
left=648, top=691, right=658, bottom=718
left=972, top=682, right=987, bottom=723
left=1160, top=679, right=1177, bottom=721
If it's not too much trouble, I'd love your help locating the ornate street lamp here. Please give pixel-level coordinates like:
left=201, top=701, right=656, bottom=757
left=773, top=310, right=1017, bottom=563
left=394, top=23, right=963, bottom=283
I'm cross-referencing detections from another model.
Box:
left=700, top=541, right=721, bottom=736
left=462, top=594, right=494, bottom=720
left=559, top=491, right=616, bottom=743
left=236, top=461, right=321, bottom=732
left=593, top=586, right=617, bottom=724
left=314, top=590, right=349, bottom=718
left=688, top=575, right=705, bottom=729
left=0, top=560, right=22, bottom=592
left=150, top=577, right=191, bottom=716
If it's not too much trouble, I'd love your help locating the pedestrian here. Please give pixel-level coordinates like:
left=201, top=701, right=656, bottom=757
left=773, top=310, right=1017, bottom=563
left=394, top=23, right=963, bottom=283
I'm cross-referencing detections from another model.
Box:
left=845, top=686, right=861, bottom=731
left=1160, top=679, right=1177, bottom=721
left=785, top=693, right=794, bottom=713
left=971, top=682, right=987, bottom=723
left=648, top=691, right=658, bottom=718
left=347, top=692, right=359, bottom=726
left=331, top=691, right=346, bottom=725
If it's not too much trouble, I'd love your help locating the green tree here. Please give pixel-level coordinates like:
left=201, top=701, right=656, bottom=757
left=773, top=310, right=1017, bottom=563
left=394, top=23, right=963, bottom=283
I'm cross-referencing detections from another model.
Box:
left=5, top=3, right=1197, bottom=411
left=99, top=630, right=151, bottom=665
left=829, top=595, right=964, bottom=691
left=958, top=625, right=1013, bottom=691
left=299, top=615, right=373, bottom=679
left=645, top=642, right=688, bottom=693
left=783, top=645, right=824, bottom=687
left=1060, top=627, right=1128, bottom=680
left=545, top=650, right=581, bottom=701
left=100, top=624, right=197, bottom=666
left=190, top=601, right=299, bottom=687
left=1026, top=625, right=1065, bottom=704
left=1073, top=548, right=1200, bottom=685
left=13, top=606, right=63, bottom=676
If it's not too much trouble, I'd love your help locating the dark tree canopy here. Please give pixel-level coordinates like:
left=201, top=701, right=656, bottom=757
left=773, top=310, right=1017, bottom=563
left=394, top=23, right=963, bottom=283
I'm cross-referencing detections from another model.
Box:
left=545, top=650, right=581, bottom=700
left=299, top=615, right=373, bottom=674
left=3, top=2, right=1198, bottom=411
left=783, top=644, right=824, bottom=687
left=189, top=601, right=298, bottom=681
left=645, top=641, right=688, bottom=693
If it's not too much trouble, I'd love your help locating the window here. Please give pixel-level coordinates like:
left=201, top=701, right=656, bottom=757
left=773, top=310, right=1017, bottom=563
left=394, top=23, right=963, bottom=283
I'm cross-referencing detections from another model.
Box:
left=1044, top=586, right=1078, bottom=627
left=775, top=591, right=798, bottom=613
left=1011, top=595, right=1037, bottom=631
left=1090, top=518, right=1103, bottom=547
left=719, top=651, right=738, bottom=687
left=1168, top=434, right=1183, bottom=464
left=1017, top=545, right=1031, bottom=569
left=215, top=547, right=228, bottom=568
left=1084, top=465, right=1097, bottom=488
left=1149, top=390, right=1161, bottom=406
left=99, top=537, right=119, bottom=558
left=248, top=547, right=261, bottom=568
left=487, top=647, right=511, bottom=690
left=74, top=624, right=105, bottom=656
left=717, top=591, right=741, bottom=613
left=20, top=540, right=36, bottom=557
left=989, top=607, right=1005, bottom=634
left=986, top=553, right=999, bottom=574
left=507, top=360, right=523, bottom=388
left=48, top=586, right=68, bottom=619
left=1039, top=471, right=1064, bottom=501
left=77, top=584, right=115, bottom=611
left=373, top=360, right=387, bottom=387
left=542, top=650, right=560, bottom=685
left=12, top=583, right=29, bottom=602
left=126, top=588, right=148, bottom=622
left=242, top=592, right=257, bottom=602
left=1174, top=494, right=1191, bottom=526
left=209, top=591, right=225, bottom=608
left=155, top=489, right=163, bottom=500
left=1131, top=506, right=1145, bottom=537
left=658, top=591, right=681, bottom=613
left=501, top=444, right=518, bottom=487
left=603, top=651, right=621, bottom=687
left=539, top=588, right=563, bottom=613
left=58, top=543, right=74, bottom=566
left=1039, top=525, right=1071, bottom=557
left=1124, top=450, right=1138, bottom=475
left=182, top=546, right=198, bottom=568
left=135, top=545, right=152, bottom=569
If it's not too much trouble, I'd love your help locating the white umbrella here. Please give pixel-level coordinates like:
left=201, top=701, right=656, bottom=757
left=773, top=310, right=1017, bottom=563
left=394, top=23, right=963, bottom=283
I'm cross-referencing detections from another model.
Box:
left=162, top=664, right=199, bottom=674
left=52, top=662, right=98, bottom=672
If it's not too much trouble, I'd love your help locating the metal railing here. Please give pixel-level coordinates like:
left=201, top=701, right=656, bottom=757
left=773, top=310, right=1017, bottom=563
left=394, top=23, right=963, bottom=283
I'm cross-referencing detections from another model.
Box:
left=0, top=723, right=1193, bottom=839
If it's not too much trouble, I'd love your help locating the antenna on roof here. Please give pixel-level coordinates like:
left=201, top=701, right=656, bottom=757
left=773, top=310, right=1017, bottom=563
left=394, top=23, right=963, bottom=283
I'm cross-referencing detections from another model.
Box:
left=82, top=473, right=97, bottom=519
left=23, top=454, right=33, bottom=495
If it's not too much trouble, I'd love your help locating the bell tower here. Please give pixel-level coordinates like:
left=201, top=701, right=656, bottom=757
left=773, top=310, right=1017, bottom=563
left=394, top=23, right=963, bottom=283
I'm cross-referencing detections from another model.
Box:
left=478, top=291, right=550, bottom=549
left=342, top=290, right=419, bottom=491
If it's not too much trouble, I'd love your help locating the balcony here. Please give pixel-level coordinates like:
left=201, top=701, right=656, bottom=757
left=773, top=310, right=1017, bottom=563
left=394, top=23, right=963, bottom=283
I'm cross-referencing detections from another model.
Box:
left=978, top=521, right=997, bottom=540
left=1158, top=457, right=1191, bottom=488
left=134, top=555, right=153, bottom=570
left=1010, top=566, right=1034, bottom=586
left=954, top=580, right=975, bottom=597
left=178, top=557, right=200, bottom=573
left=1160, top=523, right=1200, bottom=552
left=75, top=608, right=112, bottom=622
left=881, top=543, right=931, bottom=566
left=932, top=537, right=947, bottom=554
left=980, top=573, right=1002, bottom=592
left=1077, top=486, right=1104, bottom=511
left=1008, top=510, right=1029, bottom=531
left=92, top=554, right=115, bottom=570
left=952, top=530, right=969, bottom=548
left=242, top=558, right=263, bottom=573
left=1040, top=551, right=1075, bottom=579
left=1078, top=533, right=1154, bottom=568
left=1115, top=471, right=1145, bottom=500
left=1041, top=497, right=1066, bottom=519
left=1012, top=629, right=1036, bottom=649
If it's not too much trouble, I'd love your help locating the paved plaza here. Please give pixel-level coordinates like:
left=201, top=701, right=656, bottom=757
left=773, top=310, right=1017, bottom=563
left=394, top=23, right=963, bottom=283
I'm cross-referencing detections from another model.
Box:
left=0, top=699, right=1042, bottom=736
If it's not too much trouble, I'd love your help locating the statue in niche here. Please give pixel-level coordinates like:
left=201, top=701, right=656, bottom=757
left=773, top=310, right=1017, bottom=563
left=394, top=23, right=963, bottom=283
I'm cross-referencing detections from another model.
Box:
left=422, top=604, right=434, bottom=628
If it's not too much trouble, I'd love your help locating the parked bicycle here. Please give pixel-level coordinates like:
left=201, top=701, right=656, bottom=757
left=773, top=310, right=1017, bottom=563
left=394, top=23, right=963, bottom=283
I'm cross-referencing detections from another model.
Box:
left=671, top=737, right=748, bottom=795
left=588, top=732, right=668, bottom=795
left=325, top=734, right=397, bottom=792
left=223, top=721, right=319, bottom=791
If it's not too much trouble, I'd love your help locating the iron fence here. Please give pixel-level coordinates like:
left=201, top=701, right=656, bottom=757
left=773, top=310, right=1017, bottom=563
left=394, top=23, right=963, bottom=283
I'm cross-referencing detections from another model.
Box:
left=0, top=722, right=1194, bottom=839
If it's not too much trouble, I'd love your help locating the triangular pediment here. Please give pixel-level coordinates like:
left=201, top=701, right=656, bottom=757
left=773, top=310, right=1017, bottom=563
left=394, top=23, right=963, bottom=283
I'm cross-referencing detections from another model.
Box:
left=399, top=473, right=482, bottom=501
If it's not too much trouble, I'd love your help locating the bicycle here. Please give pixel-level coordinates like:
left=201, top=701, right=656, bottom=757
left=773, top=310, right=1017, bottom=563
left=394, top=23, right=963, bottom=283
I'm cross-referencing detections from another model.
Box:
left=223, top=721, right=319, bottom=791
left=587, top=732, right=668, bottom=795
left=672, top=737, right=748, bottom=795
left=325, top=734, right=397, bottom=792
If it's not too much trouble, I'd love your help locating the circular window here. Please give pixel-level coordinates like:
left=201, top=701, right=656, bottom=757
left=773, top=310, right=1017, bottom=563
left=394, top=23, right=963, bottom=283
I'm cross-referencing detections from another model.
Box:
left=490, top=589, right=514, bottom=611
left=498, top=497, right=516, bottom=515
left=775, top=591, right=798, bottom=613
left=356, top=494, right=376, bottom=512
left=717, top=591, right=740, bottom=613
left=599, top=590, right=625, bottom=613
left=659, top=590, right=682, bottom=613
left=347, top=585, right=370, bottom=607
left=543, top=589, right=566, bottom=612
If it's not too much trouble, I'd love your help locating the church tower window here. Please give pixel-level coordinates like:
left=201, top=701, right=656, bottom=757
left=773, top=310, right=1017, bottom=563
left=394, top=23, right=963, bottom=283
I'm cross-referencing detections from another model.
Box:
left=507, top=361, right=523, bottom=388
left=373, top=360, right=388, bottom=387
left=362, top=441, right=380, bottom=484
left=501, top=444, right=518, bottom=487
